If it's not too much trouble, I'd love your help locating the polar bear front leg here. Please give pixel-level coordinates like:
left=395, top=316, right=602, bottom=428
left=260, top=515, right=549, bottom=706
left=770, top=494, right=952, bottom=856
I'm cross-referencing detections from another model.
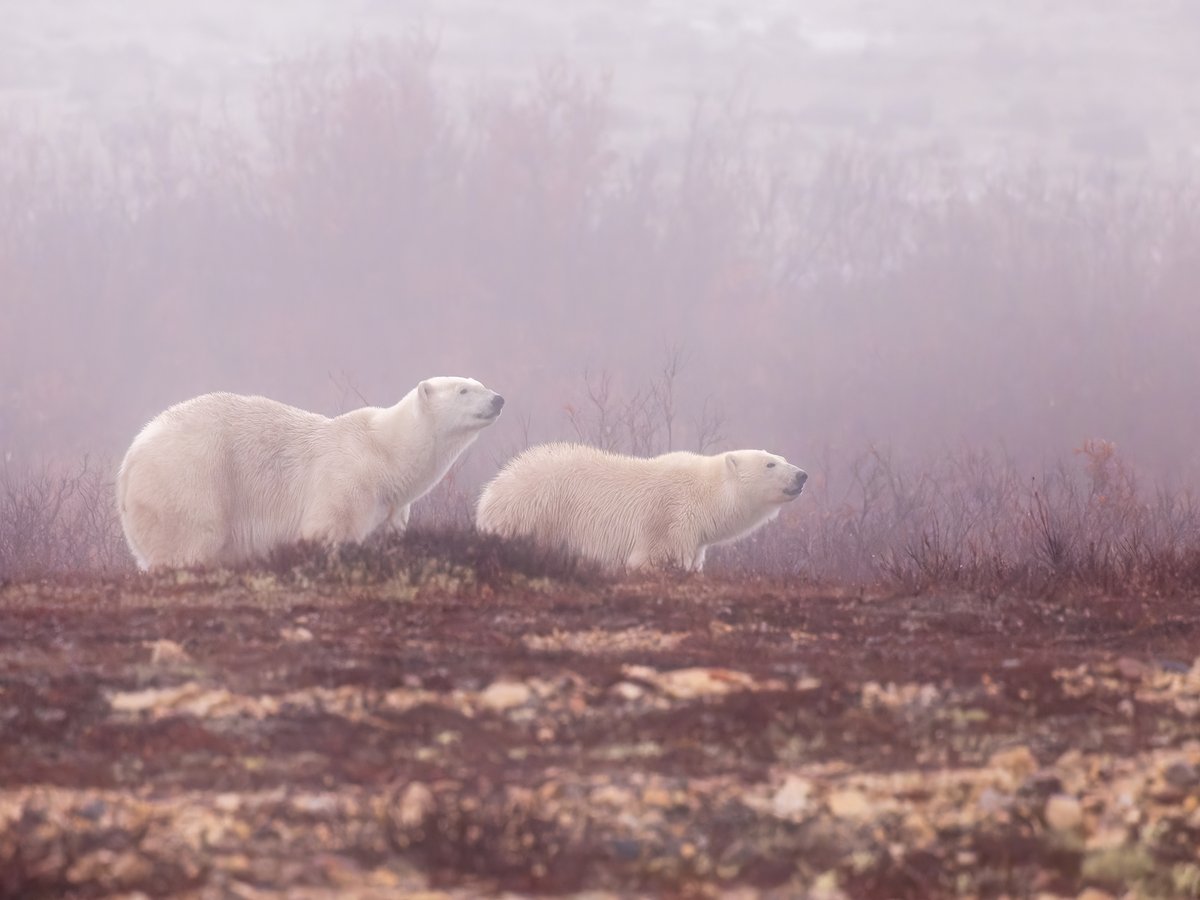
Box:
left=301, top=493, right=382, bottom=547
left=671, top=543, right=705, bottom=572
left=633, top=540, right=700, bottom=573
left=387, top=503, right=411, bottom=533
left=659, top=520, right=705, bottom=572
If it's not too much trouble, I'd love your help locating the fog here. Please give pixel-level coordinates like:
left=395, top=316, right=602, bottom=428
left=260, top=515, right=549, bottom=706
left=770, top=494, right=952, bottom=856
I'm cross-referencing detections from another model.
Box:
left=4, top=1, right=1200, bottom=487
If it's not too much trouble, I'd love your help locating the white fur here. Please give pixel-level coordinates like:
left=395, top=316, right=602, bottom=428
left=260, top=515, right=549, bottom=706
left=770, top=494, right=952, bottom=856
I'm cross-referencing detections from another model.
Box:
left=475, top=443, right=807, bottom=572
left=118, top=377, right=503, bottom=569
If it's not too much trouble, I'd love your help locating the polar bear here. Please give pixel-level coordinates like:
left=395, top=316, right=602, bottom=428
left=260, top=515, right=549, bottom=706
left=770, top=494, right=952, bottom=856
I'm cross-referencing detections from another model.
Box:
left=475, top=443, right=807, bottom=572
left=118, top=377, right=504, bottom=569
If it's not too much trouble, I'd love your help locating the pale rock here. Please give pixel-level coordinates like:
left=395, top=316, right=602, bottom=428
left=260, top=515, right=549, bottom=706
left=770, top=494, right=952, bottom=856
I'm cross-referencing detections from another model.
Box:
left=772, top=775, right=815, bottom=819
left=1045, top=793, right=1083, bottom=832
left=828, top=788, right=872, bottom=820
left=146, top=639, right=191, bottom=665
left=479, top=680, right=532, bottom=712
left=612, top=681, right=644, bottom=701
left=396, top=782, right=435, bottom=828
left=989, top=745, right=1039, bottom=783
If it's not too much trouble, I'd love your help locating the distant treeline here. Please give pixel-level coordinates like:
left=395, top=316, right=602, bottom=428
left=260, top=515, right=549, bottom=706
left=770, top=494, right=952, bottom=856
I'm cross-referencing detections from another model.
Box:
left=2, top=39, right=1198, bottom=484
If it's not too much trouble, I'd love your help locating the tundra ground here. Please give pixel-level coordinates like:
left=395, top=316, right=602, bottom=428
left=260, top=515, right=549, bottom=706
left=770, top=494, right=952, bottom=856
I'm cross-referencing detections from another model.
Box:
left=2, top=533, right=1199, bottom=898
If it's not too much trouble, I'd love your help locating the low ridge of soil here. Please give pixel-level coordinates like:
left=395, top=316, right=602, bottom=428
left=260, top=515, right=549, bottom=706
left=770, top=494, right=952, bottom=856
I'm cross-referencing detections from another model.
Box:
left=2, top=537, right=1200, bottom=898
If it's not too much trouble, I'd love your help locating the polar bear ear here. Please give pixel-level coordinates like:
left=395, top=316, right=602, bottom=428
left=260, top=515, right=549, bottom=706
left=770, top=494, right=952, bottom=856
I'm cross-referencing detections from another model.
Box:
left=725, top=452, right=739, bottom=472
left=419, top=380, right=434, bottom=403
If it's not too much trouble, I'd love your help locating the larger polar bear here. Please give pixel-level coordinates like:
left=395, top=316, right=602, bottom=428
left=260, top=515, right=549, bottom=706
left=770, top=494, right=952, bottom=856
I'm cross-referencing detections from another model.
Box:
left=118, top=377, right=504, bottom=569
left=476, top=443, right=807, bottom=572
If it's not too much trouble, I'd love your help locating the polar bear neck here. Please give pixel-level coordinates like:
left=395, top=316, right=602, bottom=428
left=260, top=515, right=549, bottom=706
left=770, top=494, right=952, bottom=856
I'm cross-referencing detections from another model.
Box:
left=701, top=463, right=784, bottom=546
left=370, top=390, right=481, bottom=498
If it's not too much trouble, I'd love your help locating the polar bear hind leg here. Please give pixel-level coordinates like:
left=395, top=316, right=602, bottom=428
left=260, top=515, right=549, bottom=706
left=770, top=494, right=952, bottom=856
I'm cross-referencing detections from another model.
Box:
left=126, top=497, right=228, bottom=570
left=388, top=503, right=411, bottom=533
left=300, top=493, right=388, bottom=547
left=625, top=547, right=649, bottom=570
left=120, top=455, right=229, bottom=570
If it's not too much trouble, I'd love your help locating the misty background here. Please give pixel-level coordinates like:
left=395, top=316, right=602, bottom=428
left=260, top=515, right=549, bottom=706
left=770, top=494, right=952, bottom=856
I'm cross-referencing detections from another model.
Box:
left=3, top=1, right=1200, bottom=491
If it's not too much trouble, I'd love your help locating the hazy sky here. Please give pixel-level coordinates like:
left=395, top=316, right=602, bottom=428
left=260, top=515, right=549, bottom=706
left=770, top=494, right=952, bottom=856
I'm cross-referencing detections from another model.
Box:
left=4, top=1, right=1199, bottom=166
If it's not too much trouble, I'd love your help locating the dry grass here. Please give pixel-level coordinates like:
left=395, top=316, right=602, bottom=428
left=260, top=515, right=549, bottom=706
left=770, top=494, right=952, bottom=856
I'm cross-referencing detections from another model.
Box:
left=0, top=458, right=128, bottom=579
left=257, top=527, right=603, bottom=590
left=4, top=438, right=1199, bottom=597
left=713, top=440, right=1200, bottom=593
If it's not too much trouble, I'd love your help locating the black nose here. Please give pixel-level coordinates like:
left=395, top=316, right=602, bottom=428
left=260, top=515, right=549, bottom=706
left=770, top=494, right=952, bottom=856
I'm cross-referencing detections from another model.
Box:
left=794, top=470, right=808, bottom=486
left=492, top=394, right=505, bottom=410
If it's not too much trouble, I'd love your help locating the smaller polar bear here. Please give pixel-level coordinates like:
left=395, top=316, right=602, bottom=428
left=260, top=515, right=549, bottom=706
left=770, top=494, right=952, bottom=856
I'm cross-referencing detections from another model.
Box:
left=118, top=377, right=504, bottom=569
left=475, top=443, right=807, bottom=572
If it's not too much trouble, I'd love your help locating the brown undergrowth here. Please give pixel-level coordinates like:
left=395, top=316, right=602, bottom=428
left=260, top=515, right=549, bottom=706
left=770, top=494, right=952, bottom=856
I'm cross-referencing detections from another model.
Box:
left=5, top=442, right=1199, bottom=600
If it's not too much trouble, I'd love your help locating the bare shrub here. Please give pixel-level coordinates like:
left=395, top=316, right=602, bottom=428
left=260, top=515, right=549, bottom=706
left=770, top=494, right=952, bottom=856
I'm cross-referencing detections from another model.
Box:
left=0, top=459, right=129, bottom=580
left=3, top=434, right=1200, bottom=596
left=710, top=439, right=1200, bottom=594
left=408, top=459, right=477, bottom=531
left=563, top=349, right=728, bottom=456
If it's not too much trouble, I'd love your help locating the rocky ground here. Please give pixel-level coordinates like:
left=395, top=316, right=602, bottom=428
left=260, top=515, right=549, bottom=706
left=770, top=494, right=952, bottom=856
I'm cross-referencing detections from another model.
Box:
left=2, top=533, right=1200, bottom=898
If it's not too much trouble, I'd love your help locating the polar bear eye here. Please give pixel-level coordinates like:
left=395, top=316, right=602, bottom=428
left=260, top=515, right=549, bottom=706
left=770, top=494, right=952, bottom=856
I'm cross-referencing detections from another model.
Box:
left=459, top=388, right=468, bottom=395
left=766, top=462, right=776, bottom=468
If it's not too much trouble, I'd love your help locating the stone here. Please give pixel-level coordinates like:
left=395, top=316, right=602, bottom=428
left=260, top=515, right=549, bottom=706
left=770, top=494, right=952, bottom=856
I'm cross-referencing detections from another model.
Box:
left=828, top=789, right=871, bottom=820
left=146, top=639, right=191, bottom=665
left=479, top=680, right=532, bottom=712
left=612, top=681, right=644, bottom=701
left=989, top=745, right=1038, bottom=779
left=1044, top=794, right=1083, bottom=832
left=396, top=782, right=435, bottom=828
left=772, top=775, right=814, bottom=819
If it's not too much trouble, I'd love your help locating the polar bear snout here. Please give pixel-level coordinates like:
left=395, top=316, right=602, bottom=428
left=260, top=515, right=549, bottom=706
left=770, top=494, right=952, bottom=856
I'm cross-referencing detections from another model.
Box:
left=783, top=468, right=808, bottom=498
left=478, top=393, right=505, bottom=420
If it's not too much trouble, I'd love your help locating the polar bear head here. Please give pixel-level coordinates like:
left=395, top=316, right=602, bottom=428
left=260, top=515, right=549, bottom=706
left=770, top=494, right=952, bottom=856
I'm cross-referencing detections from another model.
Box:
left=725, top=450, right=808, bottom=507
left=418, top=376, right=505, bottom=432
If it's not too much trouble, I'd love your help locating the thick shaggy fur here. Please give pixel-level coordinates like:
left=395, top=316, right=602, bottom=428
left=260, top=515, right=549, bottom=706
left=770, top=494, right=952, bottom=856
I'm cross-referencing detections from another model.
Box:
left=118, top=377, right=503, bottom=569
left=476, top=443, right=807, bottom=572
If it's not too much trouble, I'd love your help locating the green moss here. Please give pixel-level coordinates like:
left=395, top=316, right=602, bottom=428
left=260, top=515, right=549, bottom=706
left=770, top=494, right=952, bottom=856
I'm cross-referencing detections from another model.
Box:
left=1082, top=844, right=1170, bottom=895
